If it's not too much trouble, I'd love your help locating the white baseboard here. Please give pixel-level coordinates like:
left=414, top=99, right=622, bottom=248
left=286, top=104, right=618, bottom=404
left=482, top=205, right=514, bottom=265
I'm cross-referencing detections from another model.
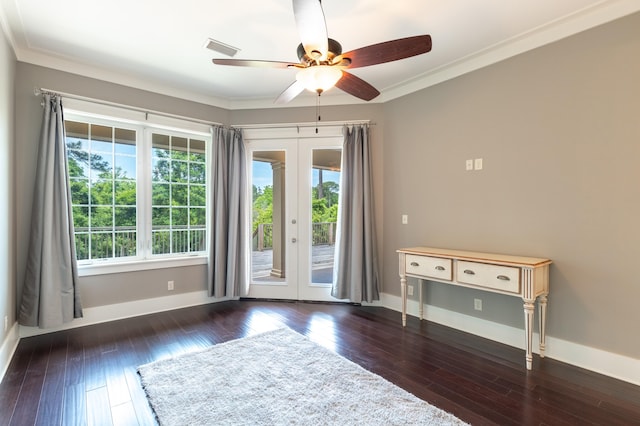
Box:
left=1, top=322, right=20, bottom=382
left=381, top=292, right=639, bottom=386
left=19, top=290, right=231, bottom=338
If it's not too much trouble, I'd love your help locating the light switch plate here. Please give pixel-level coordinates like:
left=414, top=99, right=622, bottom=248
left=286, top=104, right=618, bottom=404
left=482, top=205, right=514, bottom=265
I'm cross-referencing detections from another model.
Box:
left=466, top=159, right=473, bottom=171
left=474, top=158, right=483, bottom=170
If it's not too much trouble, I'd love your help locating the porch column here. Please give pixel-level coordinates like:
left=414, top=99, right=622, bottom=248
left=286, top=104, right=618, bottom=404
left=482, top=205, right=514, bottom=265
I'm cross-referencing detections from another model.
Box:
left=270, top=161, right=286, bottom=278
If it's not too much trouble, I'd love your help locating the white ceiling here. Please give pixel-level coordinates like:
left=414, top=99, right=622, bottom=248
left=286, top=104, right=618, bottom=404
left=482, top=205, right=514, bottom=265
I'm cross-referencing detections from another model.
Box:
left=1, top=0, right=638, bottom=109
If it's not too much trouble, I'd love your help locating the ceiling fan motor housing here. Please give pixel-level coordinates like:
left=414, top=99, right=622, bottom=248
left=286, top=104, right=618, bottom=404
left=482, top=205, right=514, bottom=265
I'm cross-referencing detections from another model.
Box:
left=297, top=38, right=343, bottom=64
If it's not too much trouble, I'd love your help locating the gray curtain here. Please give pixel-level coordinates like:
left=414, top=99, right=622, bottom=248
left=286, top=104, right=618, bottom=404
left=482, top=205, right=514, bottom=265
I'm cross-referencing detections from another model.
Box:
left=208, top=126, right=248, bottom=298
left=19, top=94, right=83, bottom=328
left=332, top=125, right=380, bottom=302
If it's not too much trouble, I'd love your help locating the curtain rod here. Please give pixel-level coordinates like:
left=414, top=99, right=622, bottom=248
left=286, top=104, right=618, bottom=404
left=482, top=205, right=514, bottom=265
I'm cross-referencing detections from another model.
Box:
left=34, top=87, right=223, bottom=127
left=232, top=120, right=374, bottom=130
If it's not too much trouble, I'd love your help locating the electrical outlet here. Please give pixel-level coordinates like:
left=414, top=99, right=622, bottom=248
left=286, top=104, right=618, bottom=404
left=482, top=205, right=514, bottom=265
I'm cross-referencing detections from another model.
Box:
left=407, top=285, right=414, bottom=296
left=168, top=280, right=175, bottom=291
left=474, top=298, right=482, bottom=311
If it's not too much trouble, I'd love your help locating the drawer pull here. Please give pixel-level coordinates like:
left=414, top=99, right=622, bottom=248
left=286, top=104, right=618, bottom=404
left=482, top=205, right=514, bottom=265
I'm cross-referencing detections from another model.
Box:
left=463, top=269, right=475, bottom=275
left=435, top=266, right=445, bottom=271
left=496, top=275, right=510, bottom=281
left=410, top=262, right=419, bottom=267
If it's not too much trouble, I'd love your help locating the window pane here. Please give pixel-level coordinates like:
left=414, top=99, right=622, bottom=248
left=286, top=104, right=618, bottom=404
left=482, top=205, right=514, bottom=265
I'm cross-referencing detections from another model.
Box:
left=171, top=137, right=189, bottom=160
left=75, top=233, right=90, bottom=260
left=68, top=157, right=88, bottom=178
left=190, top=207, right=206, bottom=226
left=115, top=207, right=136, bottom=227
left=152, top=207, right=170, bottom=226
left=72, top=206, right=89, bottom=228
left=90, top=181, right=113, bottom=205
left=172, top=208, right=188, bottom=226
left=310, top=149, right=341, bottom=284
left=91, top=125, right=113, bottom=152
left=115, top=154, right=136, bottom=179
left=115, top=128, right=136, bottom=155
left=190, top=139, right=206, bottom=162
left=190, top=185, right=205, bottom=207
left=91, top=233, right=113, bottom=259
left=152, top=183, right=170, bottom=205
left=172, top=184, right=188, bottom=206
left=90, top=153, right=113, bottom=179
left=190, top=229, right=206, bottom=252
left=171, top=161, right=189, bottom=183
left=190, top=163, right=205, bottom=183
left=66, top=121, right=89, bottom=141
left=92, top=206, right=113, bottom=227
left=70, top=179, right=89, bottom=204
left=114, top=180, right=136, bottom=205
left=152, top=133, right=170, bottom=157
left=172, top=229, right=189, bottom=253
left=114, top=230, right=136, bottom=258
left=152, top=158, right=170, bottom=182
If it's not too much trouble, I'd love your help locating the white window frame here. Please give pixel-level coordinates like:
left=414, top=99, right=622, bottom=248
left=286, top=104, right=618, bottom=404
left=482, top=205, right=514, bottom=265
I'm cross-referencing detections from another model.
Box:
left=64, top=99, right=211, bottom=276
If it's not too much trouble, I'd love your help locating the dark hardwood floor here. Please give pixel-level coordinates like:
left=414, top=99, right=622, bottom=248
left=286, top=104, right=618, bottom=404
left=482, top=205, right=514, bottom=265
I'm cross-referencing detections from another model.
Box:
left=1, top=300, right=639, bottom=425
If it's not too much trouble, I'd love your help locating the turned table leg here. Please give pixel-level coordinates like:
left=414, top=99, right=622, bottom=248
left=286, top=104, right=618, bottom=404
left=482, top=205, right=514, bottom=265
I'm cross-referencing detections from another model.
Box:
left=401, top=275, right=407, bottom=327
left=523, top=300, right=535, bottom=370
left=538, top=294, right=548, bottom=358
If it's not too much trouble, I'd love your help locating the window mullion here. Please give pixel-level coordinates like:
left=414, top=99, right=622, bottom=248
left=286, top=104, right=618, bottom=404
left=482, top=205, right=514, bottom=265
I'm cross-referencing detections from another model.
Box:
left=139, top=127, right=152, bottom=259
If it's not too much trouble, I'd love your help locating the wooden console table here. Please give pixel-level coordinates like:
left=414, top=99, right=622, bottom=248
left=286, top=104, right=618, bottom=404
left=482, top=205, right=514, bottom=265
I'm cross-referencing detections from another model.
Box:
left=398, top=247, right=552, bottom=370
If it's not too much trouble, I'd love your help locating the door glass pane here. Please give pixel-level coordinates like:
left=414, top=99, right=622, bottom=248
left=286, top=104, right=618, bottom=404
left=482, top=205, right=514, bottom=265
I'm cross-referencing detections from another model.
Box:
left=252, top=151, right=286, bottom=284
left=310, top=149, right=341, bottom=284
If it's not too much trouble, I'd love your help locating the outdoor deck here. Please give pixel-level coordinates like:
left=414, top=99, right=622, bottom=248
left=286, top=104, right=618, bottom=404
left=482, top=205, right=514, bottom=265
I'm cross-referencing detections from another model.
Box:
left=252, top=244, right=335, bottom=283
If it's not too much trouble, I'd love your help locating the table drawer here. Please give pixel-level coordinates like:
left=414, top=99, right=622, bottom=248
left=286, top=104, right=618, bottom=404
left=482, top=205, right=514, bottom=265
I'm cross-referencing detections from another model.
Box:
left=456, top=261, right=520, bottom=293
left=405, top=254, right=452, bottom=281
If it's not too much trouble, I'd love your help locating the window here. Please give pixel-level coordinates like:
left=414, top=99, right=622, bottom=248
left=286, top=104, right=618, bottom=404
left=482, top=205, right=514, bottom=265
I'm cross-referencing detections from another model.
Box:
left=150, top=132, right=207, bottom=255
left=64, top=112, right=210, bottom=272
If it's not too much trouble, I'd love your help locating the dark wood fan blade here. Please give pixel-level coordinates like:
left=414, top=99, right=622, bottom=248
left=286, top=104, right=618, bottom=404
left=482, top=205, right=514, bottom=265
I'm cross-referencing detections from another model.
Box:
left=212, top=59, right=298, bottom=69
left=334, top=71, right=380, bottom=101
left=274, top=80, right=305, bottom=104
left=339, top=35, right=432, bottom=69
left=292, top=0, right=328, bottom=60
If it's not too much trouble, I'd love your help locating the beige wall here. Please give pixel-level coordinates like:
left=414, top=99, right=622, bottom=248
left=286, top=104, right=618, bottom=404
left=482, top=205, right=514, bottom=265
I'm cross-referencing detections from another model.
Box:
left=383, top=13, right=640, bottom=358
left=1, top=22, right=16, bottom=344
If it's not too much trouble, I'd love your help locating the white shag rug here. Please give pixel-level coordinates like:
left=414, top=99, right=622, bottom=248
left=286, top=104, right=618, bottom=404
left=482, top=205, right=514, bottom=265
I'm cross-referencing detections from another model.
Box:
left=137, top=327, right=468, bottom=425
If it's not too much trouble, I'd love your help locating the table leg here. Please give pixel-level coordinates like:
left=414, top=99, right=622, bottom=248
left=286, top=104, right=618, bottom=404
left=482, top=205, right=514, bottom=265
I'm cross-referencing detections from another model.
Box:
left=523, top=300, right=535, bottom=370
left=401, top=275, right=407, bottom=327
left=419, top=279, right=424, bottom=321
left=538, top=294, right=548, bottom=358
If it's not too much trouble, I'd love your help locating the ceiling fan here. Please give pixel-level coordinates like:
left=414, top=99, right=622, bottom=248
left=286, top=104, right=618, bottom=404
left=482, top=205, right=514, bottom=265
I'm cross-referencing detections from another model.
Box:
left=211, top=0, right=432, bottom=104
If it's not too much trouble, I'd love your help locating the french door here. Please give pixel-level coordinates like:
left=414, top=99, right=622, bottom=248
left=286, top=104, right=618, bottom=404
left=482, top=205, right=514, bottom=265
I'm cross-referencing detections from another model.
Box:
left=244, top=126, right=343, bottom=301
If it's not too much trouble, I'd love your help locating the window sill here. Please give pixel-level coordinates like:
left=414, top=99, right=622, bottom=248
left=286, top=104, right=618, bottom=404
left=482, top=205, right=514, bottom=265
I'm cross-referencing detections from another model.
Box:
left=77, top=255, right=208, bottom=277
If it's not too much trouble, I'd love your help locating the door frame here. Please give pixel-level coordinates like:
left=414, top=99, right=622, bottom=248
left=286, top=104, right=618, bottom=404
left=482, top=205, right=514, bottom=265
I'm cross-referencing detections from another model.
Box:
left=243, top=124, right=344, bottom=301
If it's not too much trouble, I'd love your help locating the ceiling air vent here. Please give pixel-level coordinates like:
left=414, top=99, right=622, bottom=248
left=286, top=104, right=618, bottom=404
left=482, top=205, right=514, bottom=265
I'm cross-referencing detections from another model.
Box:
left=204, top=38, right=240, bottom=57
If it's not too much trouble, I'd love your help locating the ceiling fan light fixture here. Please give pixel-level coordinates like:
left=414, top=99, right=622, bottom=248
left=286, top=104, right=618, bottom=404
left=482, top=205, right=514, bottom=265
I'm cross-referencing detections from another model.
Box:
left=296, top=65, right=342, bottom=94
